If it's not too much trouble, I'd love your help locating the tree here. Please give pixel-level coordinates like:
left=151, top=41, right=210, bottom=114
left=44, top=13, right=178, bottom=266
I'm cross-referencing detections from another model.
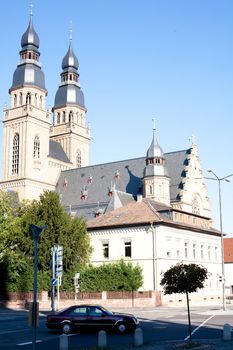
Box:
left=0, top=190, right=92, bottom=292
left=160, top=263, right=208, bottom=342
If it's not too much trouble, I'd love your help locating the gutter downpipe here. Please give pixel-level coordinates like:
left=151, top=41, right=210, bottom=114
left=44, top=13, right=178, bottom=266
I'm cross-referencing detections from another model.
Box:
left=150, top=223, right=157, bottom=292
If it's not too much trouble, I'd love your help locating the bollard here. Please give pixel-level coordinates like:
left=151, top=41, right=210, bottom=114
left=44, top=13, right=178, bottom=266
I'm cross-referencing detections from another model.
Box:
left=59, top=334, right=68, bottom=350
left=98, top=330, right=107, bottom=349
left=134, top=327, right=143, bottom=347
left=223, top=323, right=231, bottom=341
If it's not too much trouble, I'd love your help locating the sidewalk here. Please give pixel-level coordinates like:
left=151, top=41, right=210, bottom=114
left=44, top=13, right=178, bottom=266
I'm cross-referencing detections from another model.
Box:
left=111, top=338, right=233, bottom=350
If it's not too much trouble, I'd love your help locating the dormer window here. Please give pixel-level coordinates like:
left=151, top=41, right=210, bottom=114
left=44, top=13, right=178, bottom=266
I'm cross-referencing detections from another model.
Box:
left=63, top=178, right=68, bottom=187
left=114, top=170, right=120, bottom=180
left=81, top=186, right=88, bottom=200
left=87, top=175, right=93, bottom=184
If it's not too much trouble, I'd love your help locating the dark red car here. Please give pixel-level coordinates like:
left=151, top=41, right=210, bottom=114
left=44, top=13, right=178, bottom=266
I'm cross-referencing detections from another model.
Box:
left=46, top=304, right=139, bottom=334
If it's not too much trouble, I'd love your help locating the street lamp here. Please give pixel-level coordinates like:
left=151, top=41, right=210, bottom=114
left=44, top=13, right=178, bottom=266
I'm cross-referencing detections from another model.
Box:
left=207, top=169, right=233, bottom=311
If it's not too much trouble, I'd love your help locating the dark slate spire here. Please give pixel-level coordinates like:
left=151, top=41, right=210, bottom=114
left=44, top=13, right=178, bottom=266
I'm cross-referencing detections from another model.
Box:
left=62, top=35, right=79, bottom=70
left=53, top=30, right=85, bottom=109
left=144, top=118, right=168, bottom=177
left=21, top=12, right=39, bottom=52
left=10, top=12, right=46, bottom=92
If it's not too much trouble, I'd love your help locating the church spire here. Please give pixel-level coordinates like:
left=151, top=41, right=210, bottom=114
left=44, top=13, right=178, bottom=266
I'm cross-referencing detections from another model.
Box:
left=10, top=10, right=46, bottom=92
left=53, top=28, right=85, bottom=109
left=146, top=118, right=165, bottom=162
left=143, top=119, right=170, bottom=205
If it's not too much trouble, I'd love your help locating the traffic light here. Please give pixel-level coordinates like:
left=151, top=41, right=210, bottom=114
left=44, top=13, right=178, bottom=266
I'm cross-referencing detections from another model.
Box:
left=74, top=273, right=80, bottom=291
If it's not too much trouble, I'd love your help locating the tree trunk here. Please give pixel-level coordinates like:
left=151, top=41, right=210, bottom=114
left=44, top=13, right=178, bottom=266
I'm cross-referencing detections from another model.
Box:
left=186, top=291, right=192, bottom=342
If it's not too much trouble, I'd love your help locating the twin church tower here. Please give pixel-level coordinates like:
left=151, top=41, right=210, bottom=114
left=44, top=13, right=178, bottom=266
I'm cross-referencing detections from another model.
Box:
left=1, top=13, right=211, bottom=222
left=1, top=14, right=90, bottom=200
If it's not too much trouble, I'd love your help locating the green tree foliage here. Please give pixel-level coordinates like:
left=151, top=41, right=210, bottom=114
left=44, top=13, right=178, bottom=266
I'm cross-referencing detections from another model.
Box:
left=0, top=191, right=92, bottom=293
left=161, top=263, right=208, bottom=342
left=79, top=260, right=143, bottom=292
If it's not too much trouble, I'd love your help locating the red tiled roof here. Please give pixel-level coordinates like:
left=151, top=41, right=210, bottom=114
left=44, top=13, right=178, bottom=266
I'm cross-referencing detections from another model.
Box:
left=224, top=238, right=233, bottom=263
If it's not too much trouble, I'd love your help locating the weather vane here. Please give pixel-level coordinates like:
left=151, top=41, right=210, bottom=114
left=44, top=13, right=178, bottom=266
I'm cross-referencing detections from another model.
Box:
left=29, top=0, right=33, bottom=17
left=69, top=20, right=73, bottom=42
left=152, top=117, right=156, bottom=130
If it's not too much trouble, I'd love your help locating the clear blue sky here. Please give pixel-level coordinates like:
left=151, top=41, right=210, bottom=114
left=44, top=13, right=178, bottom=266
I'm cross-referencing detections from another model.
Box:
left=0, top=0, right=232, bottom=235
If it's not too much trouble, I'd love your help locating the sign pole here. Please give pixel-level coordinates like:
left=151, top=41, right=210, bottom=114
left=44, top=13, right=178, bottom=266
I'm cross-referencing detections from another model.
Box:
left=51, top=246, right=56, bottom=312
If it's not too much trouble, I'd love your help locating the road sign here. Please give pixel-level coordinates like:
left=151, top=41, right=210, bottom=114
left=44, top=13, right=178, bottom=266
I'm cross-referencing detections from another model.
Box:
left=52, top=278, right=57, bottom=286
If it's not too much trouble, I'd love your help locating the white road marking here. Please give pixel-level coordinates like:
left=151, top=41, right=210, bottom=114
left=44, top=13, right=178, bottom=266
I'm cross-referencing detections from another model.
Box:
left=17, top=340, right=42, bottom=346
left=184, top=314, right=216, bottom=341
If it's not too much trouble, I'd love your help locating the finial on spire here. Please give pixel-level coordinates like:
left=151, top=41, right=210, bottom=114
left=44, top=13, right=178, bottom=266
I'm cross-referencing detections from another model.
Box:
left=29, top=0, right=33, bottom=17
left=189, top=133, right=196, bottom=145
left=69, top=20, right=73, bottom=42
left=152, top=117, right=156, bottom=130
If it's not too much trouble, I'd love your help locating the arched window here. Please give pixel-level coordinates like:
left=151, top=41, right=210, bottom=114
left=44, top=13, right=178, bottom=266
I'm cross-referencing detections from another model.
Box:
left=26, top=92, right=31, bottom=105
left=62, top=111, right=66, bottom=123
left=76, top=150, right=81, bottom=168
left=34, top=94, right=37, bottom=107
left=57, top=112, right=60, bottom=124
left=69, top=111, right=73, bottom=123
left=19, top=92, right=23, bottom=105
left=149, top=185, right=153, bottom=195
left=14, top=94, right=17, bottom=107
left=39, top=96, right=42, bottom=108
left=33, top=136, right=40, bottom=158
left=12, top=133, right=19, bottom=175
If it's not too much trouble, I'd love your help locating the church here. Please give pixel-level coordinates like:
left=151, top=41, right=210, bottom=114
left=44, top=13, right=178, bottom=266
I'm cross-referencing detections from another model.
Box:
left=0, top=14, right=223, bottom=303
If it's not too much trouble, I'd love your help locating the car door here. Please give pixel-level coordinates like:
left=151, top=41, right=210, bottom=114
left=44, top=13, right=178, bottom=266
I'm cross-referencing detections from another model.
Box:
left=87, top=306, right=114, bottom=330
left=68, top=306, right=88, bottom=329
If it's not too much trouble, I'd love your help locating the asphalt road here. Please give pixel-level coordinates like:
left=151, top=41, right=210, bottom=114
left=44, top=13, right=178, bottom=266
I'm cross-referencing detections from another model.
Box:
left=0, top=305, right=232, bottom=349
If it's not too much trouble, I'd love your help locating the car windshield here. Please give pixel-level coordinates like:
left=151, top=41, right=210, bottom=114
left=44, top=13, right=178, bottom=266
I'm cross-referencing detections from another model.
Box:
left=99, top=306, right=113, bottom=315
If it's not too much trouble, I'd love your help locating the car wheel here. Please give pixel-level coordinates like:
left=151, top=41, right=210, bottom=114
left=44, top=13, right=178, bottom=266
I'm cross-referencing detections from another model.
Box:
left=116, top=322, right=127, bottom=333
left=62, top=322, right=72, bottom=334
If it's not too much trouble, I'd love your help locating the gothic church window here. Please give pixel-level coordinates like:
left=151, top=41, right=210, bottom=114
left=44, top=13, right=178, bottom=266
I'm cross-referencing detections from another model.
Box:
left=76, top=150, right=81, bottom=168
left=12, top=133, right=19, bottom=175
left=33, top=136, right=40, bottom=158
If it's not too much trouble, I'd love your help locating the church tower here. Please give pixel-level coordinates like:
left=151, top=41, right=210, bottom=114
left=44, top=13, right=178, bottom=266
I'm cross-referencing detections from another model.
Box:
left=50, top=31, right=90, bottom=168
left=143, top=120, right=170, bottom=205
left=0, top=12, right=52, bottom=200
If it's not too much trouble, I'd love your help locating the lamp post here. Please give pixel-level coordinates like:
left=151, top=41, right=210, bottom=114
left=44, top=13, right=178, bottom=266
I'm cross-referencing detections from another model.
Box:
left=207, top=169, right=233, bottom=311
left=30, top=224, right=48, bottom=350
